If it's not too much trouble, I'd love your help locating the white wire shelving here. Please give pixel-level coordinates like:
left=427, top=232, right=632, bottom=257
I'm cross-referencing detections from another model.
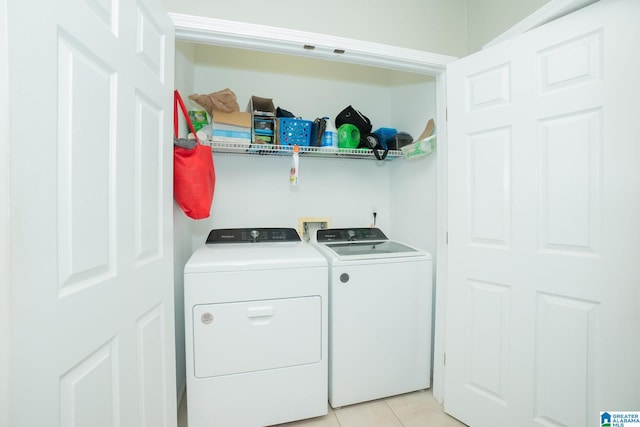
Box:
left=205, top=141, right=403, bottom=160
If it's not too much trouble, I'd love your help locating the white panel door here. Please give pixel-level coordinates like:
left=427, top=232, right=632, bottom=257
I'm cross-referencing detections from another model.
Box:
left=445, top=0, right=640, bottom=426
left=7, top=0, right=176, bottom=425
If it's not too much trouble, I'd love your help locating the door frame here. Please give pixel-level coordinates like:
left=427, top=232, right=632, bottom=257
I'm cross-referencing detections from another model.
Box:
left=1, top=0, right=11, bottom=422
left=170, top=12, right=456, bottom=401
left=167, top=2, right=586, bottom=403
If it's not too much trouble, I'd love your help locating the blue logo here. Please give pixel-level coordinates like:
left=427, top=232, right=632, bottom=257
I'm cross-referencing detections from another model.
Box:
left=601, top=411, right=640, bottom=426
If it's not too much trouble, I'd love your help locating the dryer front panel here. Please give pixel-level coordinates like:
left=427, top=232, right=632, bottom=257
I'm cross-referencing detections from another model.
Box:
left=192, top=296, right=322, bottom=378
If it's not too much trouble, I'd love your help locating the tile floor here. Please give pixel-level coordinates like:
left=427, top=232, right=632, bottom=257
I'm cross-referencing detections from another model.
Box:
left=178, top=389, right=468, bottom=427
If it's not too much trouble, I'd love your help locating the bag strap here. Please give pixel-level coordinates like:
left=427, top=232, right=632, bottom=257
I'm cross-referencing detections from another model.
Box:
left=174, top=90, right=201, bottom=145
left=363, top=133, right=388, bottom=161
left=372, top=145, right=389, bottom=161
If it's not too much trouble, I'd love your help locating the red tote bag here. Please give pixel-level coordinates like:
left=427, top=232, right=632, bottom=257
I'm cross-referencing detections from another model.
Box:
left=173, top=90, right=216, bottom=219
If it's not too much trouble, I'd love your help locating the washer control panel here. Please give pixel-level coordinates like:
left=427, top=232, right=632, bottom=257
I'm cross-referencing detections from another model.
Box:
left=206, top=228, right=301, bottom=244
left=316, top=227, right=388, bottom=242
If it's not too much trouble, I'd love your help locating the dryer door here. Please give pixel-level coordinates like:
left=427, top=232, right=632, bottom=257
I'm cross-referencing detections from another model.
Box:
left=193, top=296, right=322, bottom=378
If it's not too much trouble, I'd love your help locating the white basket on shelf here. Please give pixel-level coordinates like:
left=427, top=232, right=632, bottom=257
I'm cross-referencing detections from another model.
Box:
left=401, top=134, right=436, bottom=160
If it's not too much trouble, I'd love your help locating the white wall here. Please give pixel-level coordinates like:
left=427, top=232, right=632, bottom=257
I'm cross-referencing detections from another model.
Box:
left=388, top=75, right=438, bottom=254
left=190, top=44, right=415, bottom=129
left=162, top=0, right=468, bottom=57
left=186, top=43, right=436, bottom=246
left=164, top=0, right=556, bottom=57
left=1, top=0, right=10, bottom=423
left=466, top=0, right=551, bottom=53
left=191, top=155, right=395, bottom=240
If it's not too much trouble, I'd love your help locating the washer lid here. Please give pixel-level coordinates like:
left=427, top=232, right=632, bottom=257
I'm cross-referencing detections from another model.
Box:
left=324, top=240, right=418, bottom=257
left=315, top=228, right=430, bottom=261
left=319, top=241, right=431, bottom=262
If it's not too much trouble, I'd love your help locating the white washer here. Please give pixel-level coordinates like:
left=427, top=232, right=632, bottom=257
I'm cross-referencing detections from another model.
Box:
left=314, top=228, right=432, bottom=408
left=184, top=228, right=328, bottom=427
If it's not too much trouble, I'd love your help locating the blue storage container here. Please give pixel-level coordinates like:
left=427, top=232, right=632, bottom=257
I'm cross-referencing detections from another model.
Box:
left=279, top=118, right=312, bottom=146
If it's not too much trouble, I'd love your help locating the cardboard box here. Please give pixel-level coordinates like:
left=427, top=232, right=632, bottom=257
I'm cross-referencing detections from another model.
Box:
left=211, top=110, right=251, bottom=144
left=213, top=110, right=251, bottom=128
left=247, top=96, right=276, bottom=144
left=247, top=96, right=275, bottom=114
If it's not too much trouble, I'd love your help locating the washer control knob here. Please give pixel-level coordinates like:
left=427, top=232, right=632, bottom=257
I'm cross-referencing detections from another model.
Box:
left=250, top=229, right=260, bottom=242
left=347, top=230, right=356, bottom=241
left=200, top=312, right=214, bottom=325
left=340, top=273, right=350, bottom=283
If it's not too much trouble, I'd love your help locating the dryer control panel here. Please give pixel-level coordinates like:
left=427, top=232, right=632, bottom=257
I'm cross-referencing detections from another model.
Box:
left=206, top=227, right=301, bottom=243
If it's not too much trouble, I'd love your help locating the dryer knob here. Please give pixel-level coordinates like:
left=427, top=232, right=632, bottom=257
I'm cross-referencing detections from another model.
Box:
left=200, top=312, right=214, bottom=325
left=340, top=273, right=350, bottom=283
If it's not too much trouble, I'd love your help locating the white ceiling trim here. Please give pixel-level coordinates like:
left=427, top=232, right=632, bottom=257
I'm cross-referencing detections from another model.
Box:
left=170, top=13, right=457, bottom=75
left=484, top=0, right=600, bottom=49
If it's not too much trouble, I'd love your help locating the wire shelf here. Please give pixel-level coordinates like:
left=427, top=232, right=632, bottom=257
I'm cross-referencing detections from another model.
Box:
left=205, top=141, right=403, bottom=160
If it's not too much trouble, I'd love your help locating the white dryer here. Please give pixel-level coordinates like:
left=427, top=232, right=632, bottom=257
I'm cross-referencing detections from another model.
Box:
left=314, top=228, right=432, bottom=408
left=184, top=228, right=328, bottom=427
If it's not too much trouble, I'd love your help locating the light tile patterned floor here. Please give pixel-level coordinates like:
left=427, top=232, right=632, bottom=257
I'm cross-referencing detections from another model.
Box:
left=178, top=389, right=468, bottom=427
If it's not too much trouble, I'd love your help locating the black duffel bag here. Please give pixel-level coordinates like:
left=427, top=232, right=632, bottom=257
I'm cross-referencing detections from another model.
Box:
left=335, top=105, right=388, bottom=160
left=336, top=105, right=372, bottom=135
